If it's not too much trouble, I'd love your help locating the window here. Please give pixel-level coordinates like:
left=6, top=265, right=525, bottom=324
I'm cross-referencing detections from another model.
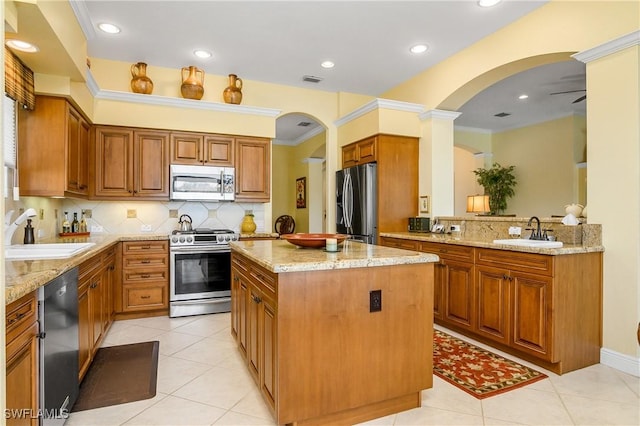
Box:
left=4, top=94, right=17, bottom=198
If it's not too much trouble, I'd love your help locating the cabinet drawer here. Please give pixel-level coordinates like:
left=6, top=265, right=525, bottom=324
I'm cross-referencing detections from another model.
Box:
left=122, top=241, right=168, bottom=255
left=476, top=248, right=553, bottom=276
left=123, top=269, right=168, bottom=282
left=6, top=291, right=37, bottom=343
left=232, top=254, right=250, bottom=273
left=419, top=242, right=474, bottom=262
left=122, top=283, right=167, bottom=311
left=123, top=255, right=168, bottom=269
left=380, top=237, right=419, bottom=251
left=249, top=265, right=277, bottom=297
left=79, top=256, right=102, bottom=282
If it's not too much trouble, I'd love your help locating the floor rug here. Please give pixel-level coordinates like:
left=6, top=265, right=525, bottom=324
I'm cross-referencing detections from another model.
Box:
left=72, top=341, right=159, bottom=412
left=433, top=330, right=547, bottom=399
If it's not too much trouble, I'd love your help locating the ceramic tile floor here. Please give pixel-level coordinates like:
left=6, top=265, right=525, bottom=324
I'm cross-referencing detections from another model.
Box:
left=67, top=314, right=639, bottom=426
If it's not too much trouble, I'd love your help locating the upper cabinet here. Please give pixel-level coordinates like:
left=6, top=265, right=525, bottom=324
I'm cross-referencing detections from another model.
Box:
left=18, top=96, right=90, bottom=198
left=341, top=136, right=377, bottom=168
left=235, top=137, right=271, bottom=202
left=92, top=126, right=170, bottom=200
left=170, top=133, right=234, bottom=167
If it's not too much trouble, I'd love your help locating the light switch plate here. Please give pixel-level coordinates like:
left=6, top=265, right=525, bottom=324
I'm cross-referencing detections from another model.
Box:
left=141, top=224, right=152, bottom=232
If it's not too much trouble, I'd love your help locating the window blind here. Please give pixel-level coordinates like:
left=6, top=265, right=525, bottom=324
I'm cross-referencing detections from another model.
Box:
left=3, top=94, right=17, bottom=168
left=4, top=46, right=35, bottom=111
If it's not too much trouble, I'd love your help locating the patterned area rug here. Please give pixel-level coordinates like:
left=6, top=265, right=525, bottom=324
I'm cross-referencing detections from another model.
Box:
left=433, top=330, right=547, bottom=399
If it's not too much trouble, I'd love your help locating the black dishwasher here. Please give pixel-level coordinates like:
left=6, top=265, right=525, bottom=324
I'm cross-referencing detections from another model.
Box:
left=38, top=267, right=79, bottom=425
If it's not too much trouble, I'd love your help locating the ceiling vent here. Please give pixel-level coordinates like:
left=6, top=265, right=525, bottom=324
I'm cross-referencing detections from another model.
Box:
left=297, top=121, right=312, bottom=127
left=494, top=112, right=511, bottom=117
left=302, top=75, right=323, bottom=83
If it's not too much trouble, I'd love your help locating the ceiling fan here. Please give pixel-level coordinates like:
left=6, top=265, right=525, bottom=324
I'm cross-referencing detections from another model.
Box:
left=550, top=89, right=587, bottom=104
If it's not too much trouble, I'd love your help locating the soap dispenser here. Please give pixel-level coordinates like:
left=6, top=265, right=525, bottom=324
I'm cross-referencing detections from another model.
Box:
left=24, top=219, right=35, bottom=244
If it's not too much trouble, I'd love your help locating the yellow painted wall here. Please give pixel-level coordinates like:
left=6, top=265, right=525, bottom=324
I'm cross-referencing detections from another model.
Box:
left=272, top=144, right=295, bottom=226
left=291, top=132, right=327, bottom=233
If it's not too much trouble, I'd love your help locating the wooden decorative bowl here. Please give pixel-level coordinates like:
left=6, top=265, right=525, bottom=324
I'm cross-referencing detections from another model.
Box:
left=280, top=233, right=347, bottom=248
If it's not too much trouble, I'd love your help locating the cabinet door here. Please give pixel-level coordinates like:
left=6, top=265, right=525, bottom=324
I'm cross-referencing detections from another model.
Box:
left=94, top=127, right=134, bottom=197
left=89, top=275, right=104, bottom=350
left=6, top=322, right=39, bottom=426
left=248, top=285, right=261, bottom=382
left=134, top=130, right=170, bottom=198
left=102, top=256, right=116, bottom=331
left=356, top=137, right=377, bottom=164
left=443, top=260, right=475, bottom=331
left=476, top=266, right=511, bottom=345
left=261, top=295, right=277, bottom=411
left=512, top=272, right=553, bottom=360
left=342, top=143, right=358, bottom=168
left=433, top=262, right=445, bottom=321
left=66, top=105, right=90, bottom=196
left=77, top=283, right=92, bottom=380
left=203, top=135, right=234, bottom=166
left=238, top=279, right=249, bottom=358
left=235, top=137, right=270, bottom=202
left=170, top=132, right=203, bottom=165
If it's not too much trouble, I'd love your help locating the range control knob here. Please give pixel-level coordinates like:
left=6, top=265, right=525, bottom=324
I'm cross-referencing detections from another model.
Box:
left=179, top=236, right=185, bottom=243
left=225, top=235, right=231, bottom=242
left=171, top=236, right=178, bottom=243
left=186, top=236, right=193, bottom=243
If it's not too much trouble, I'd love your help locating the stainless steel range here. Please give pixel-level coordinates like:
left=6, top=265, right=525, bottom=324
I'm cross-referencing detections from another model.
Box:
left=169, top=228, right=239, bottom=317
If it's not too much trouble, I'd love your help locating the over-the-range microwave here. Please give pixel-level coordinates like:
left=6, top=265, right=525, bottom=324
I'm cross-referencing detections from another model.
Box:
left=170, top=164, right=235, bottom=201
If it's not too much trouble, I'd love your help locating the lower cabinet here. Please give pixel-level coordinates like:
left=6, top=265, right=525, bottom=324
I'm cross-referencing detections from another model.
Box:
left=380, top=236, right=603, bottom=374
left=78, top=245, right=118, bottom=381
left=231, top=254, right=277, bottom=411
left=5, top=291, right=39, bottom=426
left=116, top=240, right=169, bottom=318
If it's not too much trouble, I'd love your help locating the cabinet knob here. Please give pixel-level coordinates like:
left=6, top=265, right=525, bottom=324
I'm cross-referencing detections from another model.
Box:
left=251, top=294, right=262, bottom=304
left=233, top=276, right=239, bottom=282
left=503, top=274, right=509, bottom=280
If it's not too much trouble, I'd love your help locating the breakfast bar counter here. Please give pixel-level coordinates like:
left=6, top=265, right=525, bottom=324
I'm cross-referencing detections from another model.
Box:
left=229, top=239, right=437, bottom=426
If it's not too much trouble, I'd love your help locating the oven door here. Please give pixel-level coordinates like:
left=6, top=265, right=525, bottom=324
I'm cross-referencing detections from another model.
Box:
left=170, top=246, right=231, bottom=301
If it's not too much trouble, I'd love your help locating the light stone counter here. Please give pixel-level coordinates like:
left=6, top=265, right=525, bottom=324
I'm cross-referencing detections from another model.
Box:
left=230, top=239, right=438, bottom=273
left=380, top=232, right=604, bottom=255
left=5, top=234, right=168, bottom=305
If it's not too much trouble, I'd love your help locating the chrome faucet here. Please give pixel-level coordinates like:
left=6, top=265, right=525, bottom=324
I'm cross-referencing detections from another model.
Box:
left=526, top=216, right=544, bottom=240
left=4, top=208, right=37, bottom=246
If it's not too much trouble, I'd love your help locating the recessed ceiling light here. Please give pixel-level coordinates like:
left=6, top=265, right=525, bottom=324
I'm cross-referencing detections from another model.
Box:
left=98, top=23, right=121, bottom=34
left=321, top=61, right=335, bottom=69
left=410, top=44, right=429, bottom=54
left=194, top=50, right=212, bottom=59
left=518, top=94, right=529, bottom=100
left=478, top=0, right=502, bottom=7
left=5, top=39, right=39, bottom=53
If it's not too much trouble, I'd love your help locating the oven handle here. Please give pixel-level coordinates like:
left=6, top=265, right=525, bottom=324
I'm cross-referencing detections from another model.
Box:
left=170, top=246, right=231, bottom=254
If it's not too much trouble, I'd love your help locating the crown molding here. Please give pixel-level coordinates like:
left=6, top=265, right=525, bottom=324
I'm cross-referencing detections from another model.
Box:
left=69, top=0, right=96, bottom=40
left=86, top=70, right=281, bottom=117
left=292, top=125, right=325, bottom=145
left=301, top=157, right=325, bottom=164
left=334, top=98, right=424, bottom=127
left=419, top=109, right=462, bottom=121
left=454, top=125, right=493, bottom=134
left=573, top=30, right=640, bottom=63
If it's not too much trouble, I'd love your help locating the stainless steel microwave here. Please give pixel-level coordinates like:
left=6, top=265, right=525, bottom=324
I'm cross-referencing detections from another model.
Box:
left=170, top=164, right=235, bottom=201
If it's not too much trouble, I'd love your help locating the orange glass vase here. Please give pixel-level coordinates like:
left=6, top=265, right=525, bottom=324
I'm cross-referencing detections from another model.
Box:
left=180, top=66, right=205, bottom=100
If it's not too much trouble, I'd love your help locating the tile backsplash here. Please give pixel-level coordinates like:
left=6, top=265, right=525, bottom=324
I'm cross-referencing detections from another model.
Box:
left=5, top=197, right=265, bottom=243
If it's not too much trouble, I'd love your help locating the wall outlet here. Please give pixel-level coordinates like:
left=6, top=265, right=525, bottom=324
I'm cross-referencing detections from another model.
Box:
left=141, top=224, right=153, bottom=232
left=509, top=226, right=522, bottom=236
left=450, top=225, right=461, bottom=232
left=91, top=225, right=104, bottom=233
left=39, top=209, right=45, bottom=220
left=370, top=290, right=382, bottom=312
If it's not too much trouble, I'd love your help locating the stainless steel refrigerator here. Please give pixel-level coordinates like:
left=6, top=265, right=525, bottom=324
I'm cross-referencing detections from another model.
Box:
left=336, top=163, right=377, bottom=244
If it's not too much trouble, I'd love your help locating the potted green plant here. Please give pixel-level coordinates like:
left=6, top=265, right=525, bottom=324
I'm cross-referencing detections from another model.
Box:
left=473, top=163, right=517, bottom=215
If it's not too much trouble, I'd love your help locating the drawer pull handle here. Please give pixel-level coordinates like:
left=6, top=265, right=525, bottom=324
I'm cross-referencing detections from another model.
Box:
left=141, top=260, right=151, bottom=264
left=8, top=312, right=26, bottom=325
left=141, top=246, right=151, bottom=250
left=141, top=274, right=151, bottom=278
left=140, top=295, right=151, bottom=299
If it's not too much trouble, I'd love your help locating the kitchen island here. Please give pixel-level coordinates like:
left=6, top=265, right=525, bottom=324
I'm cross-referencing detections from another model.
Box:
left=230, top=239, right=438, bottom=426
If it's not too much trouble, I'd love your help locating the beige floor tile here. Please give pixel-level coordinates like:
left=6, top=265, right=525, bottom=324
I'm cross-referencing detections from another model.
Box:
left=172, top=366, right=255, bottom=409
left=394, top=405, right=485, bottom=425
left=481, top=387, right=574, bottom=425
left=101, top=324, right=165, bottom=347
left=616, top=369, right=640, bottom=397
left=156, top=355, right=213, bottom=394
left=483, top=417, right=527, bottom=425
left=421, top=376, right=483, bottom=416
left=212, top=410, right=277, bottom=425
left=123, top=395, right=227, bottom=425
left=126, top=315, right=199, bottom=331
left=228, top=388, right=274, bottom=422
left=550, top=364, right=639, bottom=404
left=171, top=335, right=239, bottom=366
left=66, top=393, right=168, bottom=426
left=171, top=313, right=231, bottom=337
left=154, top=330, right=205, bottom=356
left=561, top=393, right=640, bottom=426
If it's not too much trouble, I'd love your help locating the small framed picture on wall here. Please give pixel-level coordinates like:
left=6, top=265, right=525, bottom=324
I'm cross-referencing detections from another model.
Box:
left=419, top=195, right=429, bottom=214
left=296, top=177, right=306, bottom=209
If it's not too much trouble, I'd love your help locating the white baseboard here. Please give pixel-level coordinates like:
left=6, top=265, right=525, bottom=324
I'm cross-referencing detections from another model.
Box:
left=600, top=347, right=640, bottom=377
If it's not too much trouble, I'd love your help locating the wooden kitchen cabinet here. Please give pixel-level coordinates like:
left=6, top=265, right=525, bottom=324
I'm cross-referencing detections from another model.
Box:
left=92, top=126, right=170, bottom=200
left=235, top=137, right=271, bottom=202
left=18, top=95, right=90, bottom=198
left=231, top=254, right=278, bottom=411
left=6, top=291, right=39, bottom=426
left=341, top=136, right=377, bottom=167
left=117, top=241, right=169, bottom=318
left=170, top=132, right=234, bottom=166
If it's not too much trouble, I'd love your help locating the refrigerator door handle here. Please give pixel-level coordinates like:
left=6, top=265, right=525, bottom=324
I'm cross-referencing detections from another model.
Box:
left=345, top=172, right=353, bottom=231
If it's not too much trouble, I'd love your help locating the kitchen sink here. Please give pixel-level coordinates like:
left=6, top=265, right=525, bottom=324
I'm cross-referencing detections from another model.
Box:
left=5, top=243, right=96, bottom=260
left=492, top=239, right=563, bottom=248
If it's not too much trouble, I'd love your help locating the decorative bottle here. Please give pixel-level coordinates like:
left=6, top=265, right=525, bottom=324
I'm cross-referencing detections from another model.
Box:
left=130, top=62, right=154, bottom=94
left=180, top=66, right=205, bottom=100
left=62, top=212, right=71, bottom=234
left=79, top=210, right=88, bottom=233
left=240, top=213, right=257, bottom=234
left=71, top=212, right=79, bottom=233
left=223, top=74, right=243, bottom=104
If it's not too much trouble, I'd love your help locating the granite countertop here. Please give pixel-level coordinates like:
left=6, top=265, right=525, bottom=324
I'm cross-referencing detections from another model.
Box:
left=230, top=239, right=438, bottom=273
left=380, top=232, right=605, bottom=255
left=239, top=232, right=279, bottom=239
left=5, top=233, right=168, bottom=305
